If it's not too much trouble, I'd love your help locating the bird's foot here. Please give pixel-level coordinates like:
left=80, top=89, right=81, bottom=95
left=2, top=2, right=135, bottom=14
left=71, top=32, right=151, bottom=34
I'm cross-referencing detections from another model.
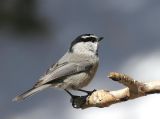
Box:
left=65, top=89, right=97, bottom=108
left=65, top=89, right=88, bottom=108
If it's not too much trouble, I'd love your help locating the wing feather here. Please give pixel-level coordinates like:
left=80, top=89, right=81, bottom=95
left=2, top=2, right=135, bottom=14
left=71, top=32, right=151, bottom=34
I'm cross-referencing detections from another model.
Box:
left=35, top=61, right=92, bottom=87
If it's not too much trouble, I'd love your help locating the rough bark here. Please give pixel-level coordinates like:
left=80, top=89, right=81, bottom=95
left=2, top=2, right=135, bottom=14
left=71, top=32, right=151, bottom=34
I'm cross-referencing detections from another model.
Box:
left=70, top=72, right=160, bottom=109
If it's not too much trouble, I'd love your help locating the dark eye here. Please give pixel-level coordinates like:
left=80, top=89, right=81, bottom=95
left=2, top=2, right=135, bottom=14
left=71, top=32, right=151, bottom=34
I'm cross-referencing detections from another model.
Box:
left=87, top=37, right=96, bottom=42
left=81, top=38, right=96, bottom=42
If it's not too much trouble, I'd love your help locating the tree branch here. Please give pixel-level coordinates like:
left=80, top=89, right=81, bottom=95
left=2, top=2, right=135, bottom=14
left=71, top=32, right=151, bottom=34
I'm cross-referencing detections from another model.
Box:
left=71, top=72, right=160, bottom=109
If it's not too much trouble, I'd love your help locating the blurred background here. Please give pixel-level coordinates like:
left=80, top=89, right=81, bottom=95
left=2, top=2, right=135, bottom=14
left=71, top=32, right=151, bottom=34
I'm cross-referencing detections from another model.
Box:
left=1, top=0, right=160, bottom=119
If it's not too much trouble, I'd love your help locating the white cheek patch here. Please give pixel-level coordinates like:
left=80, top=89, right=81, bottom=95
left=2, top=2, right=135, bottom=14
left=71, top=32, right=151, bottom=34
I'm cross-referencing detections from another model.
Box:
left=88, top=42, right=98, bottom=51
left=72, top=42, right=98, bottom=56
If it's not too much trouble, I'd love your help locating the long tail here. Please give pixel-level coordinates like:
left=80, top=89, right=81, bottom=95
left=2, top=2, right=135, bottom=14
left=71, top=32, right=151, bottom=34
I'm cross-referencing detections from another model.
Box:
left=12, top=84, right=51, bottom=102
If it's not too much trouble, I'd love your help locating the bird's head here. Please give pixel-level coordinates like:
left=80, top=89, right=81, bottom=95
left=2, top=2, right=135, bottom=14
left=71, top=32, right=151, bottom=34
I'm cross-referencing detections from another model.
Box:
left=69, top=34, right=103, bottom=56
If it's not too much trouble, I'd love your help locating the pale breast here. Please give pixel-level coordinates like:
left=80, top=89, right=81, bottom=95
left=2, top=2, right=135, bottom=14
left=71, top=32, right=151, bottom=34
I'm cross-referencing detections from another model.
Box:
left=53, top=52, right=99, bottom=90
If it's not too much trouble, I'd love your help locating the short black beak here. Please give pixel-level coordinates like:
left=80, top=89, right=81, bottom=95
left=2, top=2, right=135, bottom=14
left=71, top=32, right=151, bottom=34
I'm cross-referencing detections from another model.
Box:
left=98, top=37, right=104, bottom=42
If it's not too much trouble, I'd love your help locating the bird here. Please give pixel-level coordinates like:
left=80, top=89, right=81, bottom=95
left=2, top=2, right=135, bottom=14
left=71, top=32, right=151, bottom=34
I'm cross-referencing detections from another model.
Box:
left=13, top=34, right=103, bottom=101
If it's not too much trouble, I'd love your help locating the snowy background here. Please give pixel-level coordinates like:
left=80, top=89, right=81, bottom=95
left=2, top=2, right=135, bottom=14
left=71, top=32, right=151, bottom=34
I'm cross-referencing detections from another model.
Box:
left=1, top=0, right=160, bottom=119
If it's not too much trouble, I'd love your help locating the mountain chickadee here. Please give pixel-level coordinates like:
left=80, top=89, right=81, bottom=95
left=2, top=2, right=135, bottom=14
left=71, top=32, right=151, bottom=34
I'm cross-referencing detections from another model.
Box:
left=13, top=34, right=103, bottom=101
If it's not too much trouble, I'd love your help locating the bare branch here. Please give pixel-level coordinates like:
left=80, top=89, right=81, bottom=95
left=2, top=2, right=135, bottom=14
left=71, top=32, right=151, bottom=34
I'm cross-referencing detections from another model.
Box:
left=71, top=72, right=160, bottom=109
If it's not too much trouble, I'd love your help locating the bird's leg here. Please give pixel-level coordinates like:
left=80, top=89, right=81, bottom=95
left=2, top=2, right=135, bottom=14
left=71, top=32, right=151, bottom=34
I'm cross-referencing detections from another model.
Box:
left=77, top=89, right=97, bottom=95
left=65, top=89, right=77, bottom=98
left=65, top=89, right=87, bottom=108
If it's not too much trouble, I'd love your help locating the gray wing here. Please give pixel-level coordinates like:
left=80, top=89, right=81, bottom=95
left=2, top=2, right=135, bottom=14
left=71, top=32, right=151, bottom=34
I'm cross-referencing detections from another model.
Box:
left=35, top=61, right=93, bottom=87
left=44, top=62, right=68, bottom=75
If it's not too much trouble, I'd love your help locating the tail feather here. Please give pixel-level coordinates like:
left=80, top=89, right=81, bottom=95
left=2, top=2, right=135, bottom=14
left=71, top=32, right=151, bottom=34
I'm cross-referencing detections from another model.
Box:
left=12, top=84, right=51, bottom=102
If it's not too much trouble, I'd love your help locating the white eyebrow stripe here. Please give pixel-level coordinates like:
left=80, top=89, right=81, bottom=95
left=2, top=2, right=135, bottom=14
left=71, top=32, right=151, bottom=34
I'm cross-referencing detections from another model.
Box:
left=81, top=35, right=98, bottom=39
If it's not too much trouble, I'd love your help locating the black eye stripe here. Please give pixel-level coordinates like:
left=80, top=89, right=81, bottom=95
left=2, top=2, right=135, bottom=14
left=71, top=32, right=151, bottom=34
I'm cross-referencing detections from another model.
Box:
left=69, top=34, right=98, bottom=52
left=81, top=37, right=97, bottom=42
